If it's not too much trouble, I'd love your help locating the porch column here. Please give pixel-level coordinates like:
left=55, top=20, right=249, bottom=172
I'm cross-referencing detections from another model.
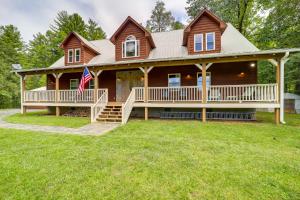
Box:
left=275, top=59, right=280, bottom=124
left=144, top=66, right=148, bottom=120
left=53, top=73, right=63, bottom=116
left=202, top=63, right=207, bottom=122
left=92, top=70, right=102, bottom=103
left=20, top=75, right=26, bottom=114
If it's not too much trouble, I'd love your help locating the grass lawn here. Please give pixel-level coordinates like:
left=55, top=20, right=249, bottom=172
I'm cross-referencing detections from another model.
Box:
left=4, top=111, right=90, bottom=128
left=0, top=114, right=300, bottom=199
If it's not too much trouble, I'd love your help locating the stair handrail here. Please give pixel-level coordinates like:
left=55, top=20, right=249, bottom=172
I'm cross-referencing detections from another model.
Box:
left=91, top=89, right=108, bottom=122
left=122, top=89, right=136, bottom=124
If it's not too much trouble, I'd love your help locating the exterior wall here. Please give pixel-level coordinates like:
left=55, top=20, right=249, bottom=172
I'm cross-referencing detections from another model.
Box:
left=114, top=21, right=151, bottom=61
left=63, top=35, right=97, bottom=66
left=187, top=15, right=221, bottom=55
left=46, top=61, right=257, bottom=101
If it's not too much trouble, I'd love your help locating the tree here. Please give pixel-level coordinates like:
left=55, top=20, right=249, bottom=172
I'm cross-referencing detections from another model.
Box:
left=0, top=25, right=26, bottom=108
left=86, top=19, right=106, bottom=40
left=146, top=1, right=175, bottom=32
left=185, top=0, right=269, bottom=36
left=172, top=21, right=185, bottom=30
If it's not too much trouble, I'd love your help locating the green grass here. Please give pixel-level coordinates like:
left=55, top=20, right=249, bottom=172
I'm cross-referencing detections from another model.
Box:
left=0, top=115, right=300, bottom=199
left=4, top=111, right=90, bottom=128
left=257, top=112, right=300, bottom=127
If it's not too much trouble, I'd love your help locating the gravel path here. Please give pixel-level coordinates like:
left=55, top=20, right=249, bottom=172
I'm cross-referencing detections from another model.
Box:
left=0, top=109, right=119, bottom=136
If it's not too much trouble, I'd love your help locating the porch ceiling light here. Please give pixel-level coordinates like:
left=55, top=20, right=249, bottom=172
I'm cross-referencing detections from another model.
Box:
left=250, top=63, right=256, bottom=68
left=185, top=74, right=192, bottom=79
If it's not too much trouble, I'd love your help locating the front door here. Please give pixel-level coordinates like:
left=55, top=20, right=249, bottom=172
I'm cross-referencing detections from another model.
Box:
left=116, top=70, right=144, bottom=102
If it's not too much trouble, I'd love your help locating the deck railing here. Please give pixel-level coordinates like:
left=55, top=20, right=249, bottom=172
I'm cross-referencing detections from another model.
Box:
left=91, top=89, right=108, bottom=122
left=24, top=89, right=107, bottom=103
left=207, top=84, right=278, bottom=102
left=133, top=84, right=278, bottom=103
left=122, top=89, right=136, bottom=124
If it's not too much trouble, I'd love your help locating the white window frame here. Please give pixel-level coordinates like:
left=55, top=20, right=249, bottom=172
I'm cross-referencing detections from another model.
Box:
left=197, top=72, right=211, bottom=89
left=88, top=79, right=94, bottom=89
left=168, top=73, right=181, bottom=87
left=68, top=49, right=73, bottom=63
left=206, top=32, right=215, bottom=51
left=70, top=79, right=79, bottom=90
left=75, top=48, right=81, bottom=62
left=194, top=33, right=203, bottom=52
left=122, top=35, right=139, bottom=58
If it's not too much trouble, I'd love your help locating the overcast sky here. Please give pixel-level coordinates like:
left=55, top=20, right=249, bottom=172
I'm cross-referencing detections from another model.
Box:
left=0, top=0, right=188, bottom=42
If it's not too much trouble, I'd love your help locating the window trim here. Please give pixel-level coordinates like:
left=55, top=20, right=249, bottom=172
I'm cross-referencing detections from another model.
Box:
left=68, top=49, right=73, bottom=63
left=197, top=72, right=212, bottom=88
left=206, top=32, right=215, bottom=51
left=194, top=33, right=203, bottom=52
left=69, top=79, right=79, bottom=90
left=74, top=48, right=81, bottom=62
left=122, top=35, right=140, bottom=58
left=168, top=73, right=181, bottom=87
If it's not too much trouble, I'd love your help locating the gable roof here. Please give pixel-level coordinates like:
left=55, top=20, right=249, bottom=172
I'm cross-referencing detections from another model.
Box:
left=110, top=16, right=156, bottom=48
left=60, top=32, right=101, bottom=54
left=49, top=23, right=259, bottom=69
left=183, top=9, right=227, bottom=46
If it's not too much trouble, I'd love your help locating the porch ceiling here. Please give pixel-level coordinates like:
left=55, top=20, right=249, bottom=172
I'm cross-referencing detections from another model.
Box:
left=14, top=48, right=300, bottom=76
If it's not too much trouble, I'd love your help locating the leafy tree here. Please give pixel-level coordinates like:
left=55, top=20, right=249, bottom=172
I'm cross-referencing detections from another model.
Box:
left=146, top=1, right=175, bottom=32
left=185, top=0, right=269, bottom=36
left=172, top=21, right=185, bottom=30
left=0, top=25, right=26, bottom=108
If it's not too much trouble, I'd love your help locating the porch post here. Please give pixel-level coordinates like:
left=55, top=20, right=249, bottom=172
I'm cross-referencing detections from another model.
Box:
left=202, top=63, right=207, bottom=122
left=55, top=74, right=60, bottom=116
left=144, top=66, right=148, bottom=120
left=275, top=59, right=280, bottom=124
left=93, top=70, right=100, bottom=103
left=20, top=75, right=26, bottom=114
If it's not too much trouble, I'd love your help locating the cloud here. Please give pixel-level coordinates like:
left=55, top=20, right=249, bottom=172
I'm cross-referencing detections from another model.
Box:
left=0, top=0, right=189, bottom=42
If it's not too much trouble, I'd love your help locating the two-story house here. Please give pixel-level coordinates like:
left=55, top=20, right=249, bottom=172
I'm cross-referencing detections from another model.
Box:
left=15, top=9, right=300, bottom=124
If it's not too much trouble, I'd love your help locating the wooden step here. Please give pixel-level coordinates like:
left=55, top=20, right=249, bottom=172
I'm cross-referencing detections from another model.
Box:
left=96, top=118, right=122, bottom=122
left=101, top=111, right=121, bottom=115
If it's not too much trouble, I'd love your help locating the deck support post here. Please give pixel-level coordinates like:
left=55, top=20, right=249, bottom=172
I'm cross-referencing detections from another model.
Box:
left=92, top=70, right=102, bottom=103
left=143, top=66, right=149, bottom=120
left=20, top=75, right=26, bottom=114
left=202, top=63, right=207, bottom=122
left=53, top=73, right=63, bottom=116
left=275, top=59, right=281, bottom=124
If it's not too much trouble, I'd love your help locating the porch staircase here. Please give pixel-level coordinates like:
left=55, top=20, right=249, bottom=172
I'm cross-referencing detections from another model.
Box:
left=96, top=104, right=122, bottom=123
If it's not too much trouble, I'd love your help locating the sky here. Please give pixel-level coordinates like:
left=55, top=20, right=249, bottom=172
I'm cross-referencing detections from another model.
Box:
left=0, top=0, right=188, bottom=42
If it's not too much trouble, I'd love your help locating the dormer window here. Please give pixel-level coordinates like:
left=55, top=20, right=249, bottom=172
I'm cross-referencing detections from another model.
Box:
left=68, top=49, right=73, bottom=63
left=75, top=48, right=81, bottom=62
left=194, top=34, right=203, bottom=52
left=122, top=35, right=139, bottom=58
left=206, top=32, right=215, bottom=51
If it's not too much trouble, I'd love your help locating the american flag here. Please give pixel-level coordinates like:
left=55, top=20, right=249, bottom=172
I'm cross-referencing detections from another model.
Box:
left=77, top=67, right=93, bottom=94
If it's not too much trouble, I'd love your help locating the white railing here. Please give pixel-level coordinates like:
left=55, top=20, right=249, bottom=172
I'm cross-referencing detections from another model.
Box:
left=24, top=90, right=56, bottom=102
left=148, top=86, right=202, bottom=102
left=207, top=84, right=278, bottom=102
left=91, top=89, right=108, bottom=122
left=134, top=87, right=144, bottom=101
left=122, top=89, right=136, bottom=124
left=24, top=89, right=107, bottom=103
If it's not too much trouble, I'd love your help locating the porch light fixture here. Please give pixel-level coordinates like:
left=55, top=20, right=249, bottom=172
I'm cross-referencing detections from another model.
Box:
left=185, top=74, right=192, bottom=80
left=238, top=72, right=245, bottom=78
left=250, top=63, right=256, bottom=68
left=140, top=76, right=144, bottom=81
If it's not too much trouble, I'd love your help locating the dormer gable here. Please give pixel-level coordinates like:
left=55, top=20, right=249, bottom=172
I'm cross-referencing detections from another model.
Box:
left=183, top=9, right=227, bottom=54
left=60, top=32, right=100, bottom=66
left=110, top=16, right=155, bottom=61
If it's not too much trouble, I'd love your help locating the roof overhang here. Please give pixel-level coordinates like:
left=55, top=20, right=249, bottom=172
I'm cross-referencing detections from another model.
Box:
left=110, top=16, right=156, bottom=48
left=183, top=9, right=227, bottom=46
left=14, top=48, right=300, bottom=76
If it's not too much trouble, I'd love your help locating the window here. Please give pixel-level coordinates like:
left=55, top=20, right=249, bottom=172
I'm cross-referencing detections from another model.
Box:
left=194, top=34, right=203, bottom=52
left=75, top=48, right=81, bottom=62
left=88, top=79, right=94, bottom=89
left=68, top=49, right=73, bottom=63
left=197, top=72, right=211, bottom=90
left=70, top=79, right=79, bottom=90
left=206, top=32, right=215, bottom=51
left=168, top=74, right=181, bottom=87
left=122, top=35, right=139, bottom=58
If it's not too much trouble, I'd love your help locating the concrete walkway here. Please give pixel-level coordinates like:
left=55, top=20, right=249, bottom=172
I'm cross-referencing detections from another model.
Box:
left=0, top=109, right=120, bottom=136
